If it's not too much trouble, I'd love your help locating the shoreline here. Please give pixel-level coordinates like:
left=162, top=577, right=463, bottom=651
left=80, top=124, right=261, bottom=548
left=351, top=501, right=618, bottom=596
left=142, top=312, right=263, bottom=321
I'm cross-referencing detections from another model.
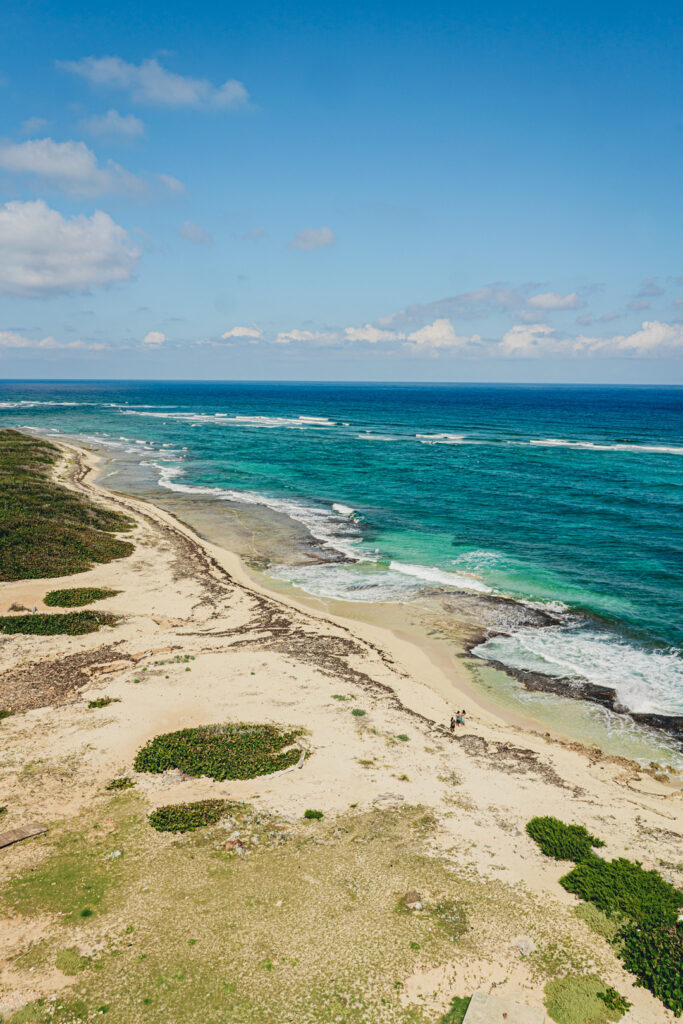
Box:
left=1, top=431, right=682, bottom=1020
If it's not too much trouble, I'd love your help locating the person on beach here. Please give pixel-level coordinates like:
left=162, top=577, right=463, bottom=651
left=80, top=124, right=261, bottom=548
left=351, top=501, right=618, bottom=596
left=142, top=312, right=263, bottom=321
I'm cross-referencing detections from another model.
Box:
left=460, top=709, right=466, bottom=726
left=455, top=710, right=462, bottom=726
left=450, top=715, right=456, bottom=733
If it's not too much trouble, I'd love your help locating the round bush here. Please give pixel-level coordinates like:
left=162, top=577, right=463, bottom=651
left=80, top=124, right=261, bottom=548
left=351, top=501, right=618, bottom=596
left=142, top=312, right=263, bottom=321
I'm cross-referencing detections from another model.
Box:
left=44, top=587, right=119, bottom=607
left=134, top=723, right=303, bottom=781
left=148, top=799, right=230, bottom=833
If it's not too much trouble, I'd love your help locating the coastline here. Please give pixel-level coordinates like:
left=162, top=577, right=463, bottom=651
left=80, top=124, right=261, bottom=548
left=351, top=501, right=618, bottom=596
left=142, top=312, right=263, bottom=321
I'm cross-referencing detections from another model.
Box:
left=1, top=432, right=682, bottom=1020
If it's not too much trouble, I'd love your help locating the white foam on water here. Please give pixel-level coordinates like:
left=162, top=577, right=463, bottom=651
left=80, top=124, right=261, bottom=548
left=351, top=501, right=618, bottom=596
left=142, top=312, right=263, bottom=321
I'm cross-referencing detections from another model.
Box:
left=0, top=400, right=86, bottom=409
left=332, top=503, right=356, bottom=517
left=154, top=463, right=363, bottom=559
left=529, top=438, right=683, bottom=456
left=473, top=625, right=683, bottom=715
left=389, top=561, right=492, bottom=593
left=121, top=410, right=336, bottom=428
left=268, top=563, right=417, bottom=603
left=356, top=433, right=402, bottom=441
left=416, top=433, right=466, bottom=444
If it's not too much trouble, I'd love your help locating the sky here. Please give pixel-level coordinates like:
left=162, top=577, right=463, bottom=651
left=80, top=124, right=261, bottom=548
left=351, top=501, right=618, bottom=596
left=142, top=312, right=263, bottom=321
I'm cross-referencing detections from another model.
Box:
left=0, top=0, right=682, bottom=382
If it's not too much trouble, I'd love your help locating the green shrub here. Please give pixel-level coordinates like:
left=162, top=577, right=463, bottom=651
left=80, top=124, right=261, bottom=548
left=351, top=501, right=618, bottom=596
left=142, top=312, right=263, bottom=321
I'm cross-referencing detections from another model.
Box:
left=545, top=974, right=625, bottom=1024
left=574, top=902, right=625, bottom=942
left=148, top=799, right=230, bottom=833
left=0, top=611, right=116, bottom=635
left=597, top=988, right=631, bottom=1014
left=618, top=923, right=683, bottom=1016
left=440, top=996, right=471, bottom=1023
left=0, top=429, right=134, bottom=582
left=526, top=816, right=604, bottom=861
left=44, top=587, right=119, bottom=607
left=560, top=855, right=682, bottom=926
left=55, top=947, right=90, bottom=975
left=0, top=806, right=6, bottom=817
left=351, top=708, right=366, bottom=717
left=134, top=723, right=303, bottom=781
left=303, top=809, right=323, bottom=820
left=105, top=776, right=135, bottom=791
left=0, top=709, right=14, bottom=721
left=87, top=696, right=120, bottom=709
left=397, top=734, right=409, bottom=741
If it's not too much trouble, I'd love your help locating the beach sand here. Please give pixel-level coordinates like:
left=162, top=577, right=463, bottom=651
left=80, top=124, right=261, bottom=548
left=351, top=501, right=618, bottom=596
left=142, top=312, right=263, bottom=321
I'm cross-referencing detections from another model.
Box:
left=0, top=438, right=681, bottom=1022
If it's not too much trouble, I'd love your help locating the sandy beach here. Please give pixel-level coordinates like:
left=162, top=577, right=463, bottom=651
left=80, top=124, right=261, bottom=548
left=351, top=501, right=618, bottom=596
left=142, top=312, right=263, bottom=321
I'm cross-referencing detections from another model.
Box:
left=1, top=437, right=681, bottom=1023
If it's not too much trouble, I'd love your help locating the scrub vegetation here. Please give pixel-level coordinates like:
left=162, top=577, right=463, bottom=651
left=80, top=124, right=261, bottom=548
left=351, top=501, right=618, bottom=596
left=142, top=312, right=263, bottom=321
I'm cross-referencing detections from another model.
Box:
left=0, top=611, right=117, bottom=635
left=0, top=429, right=133, bottom=581
left=44, top=587, right=120, bottom=607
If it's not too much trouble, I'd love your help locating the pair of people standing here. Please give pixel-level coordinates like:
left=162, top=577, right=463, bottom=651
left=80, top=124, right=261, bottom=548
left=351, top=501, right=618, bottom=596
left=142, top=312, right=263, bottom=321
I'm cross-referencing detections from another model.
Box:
left=449, top=709, right=466, bottom=732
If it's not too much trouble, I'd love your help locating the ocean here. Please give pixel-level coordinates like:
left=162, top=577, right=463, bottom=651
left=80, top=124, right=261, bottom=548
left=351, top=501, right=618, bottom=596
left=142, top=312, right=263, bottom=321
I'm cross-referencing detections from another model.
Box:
left=2, top=380, right=682, bottom=756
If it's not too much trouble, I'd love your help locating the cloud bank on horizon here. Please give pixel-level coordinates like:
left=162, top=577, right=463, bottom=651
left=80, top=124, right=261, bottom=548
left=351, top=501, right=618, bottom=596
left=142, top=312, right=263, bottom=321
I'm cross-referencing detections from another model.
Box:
left=0, top=1, right=681, bottom=380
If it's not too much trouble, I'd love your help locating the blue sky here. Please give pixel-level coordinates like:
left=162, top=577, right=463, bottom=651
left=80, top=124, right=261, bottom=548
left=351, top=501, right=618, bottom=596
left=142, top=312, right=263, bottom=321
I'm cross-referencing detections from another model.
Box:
left=0, top=0, right=682, bottom=381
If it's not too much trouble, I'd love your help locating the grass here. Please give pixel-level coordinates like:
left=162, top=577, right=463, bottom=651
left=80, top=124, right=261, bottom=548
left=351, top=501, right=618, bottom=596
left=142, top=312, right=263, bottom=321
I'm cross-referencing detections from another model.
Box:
left=55, top=947, right=90, bottom=975
left=105, top=776, right=135, bottom=791
left=303, top=809, right=324, bottom=820
left=0, top=611, right=117, bottom=635
left=0, top=709, right=14, bottom=720
left=351, top=708, right=366, bottom=717
left=526, top=816, right=604, bottom=861
left=440, top=996, right=471, bottom=1023
left=44, top=587, right=120, bottom=607
left=574, top=903, right=625, bottom=942
left=0, top=429, right=134, bottom=581
left=87, top=696, right=120, bottom=709
left=148, top=800, right=231, bottom=833
left=134, top=722, right=304, bottom=781
left=544, top=975, right=625, bottom=1024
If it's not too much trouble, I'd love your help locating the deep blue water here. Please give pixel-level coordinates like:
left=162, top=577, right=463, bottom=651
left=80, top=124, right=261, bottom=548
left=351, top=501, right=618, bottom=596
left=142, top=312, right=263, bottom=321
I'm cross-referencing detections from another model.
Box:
left=1, top=380, right=682, bottom=715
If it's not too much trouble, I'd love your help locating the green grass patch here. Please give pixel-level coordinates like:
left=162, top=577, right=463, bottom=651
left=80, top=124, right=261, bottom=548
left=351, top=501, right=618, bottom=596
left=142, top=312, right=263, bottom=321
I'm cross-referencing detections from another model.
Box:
left=574, top=902, right=625, bottom=942
left=560, top=855, right=682, bottom=926
left=148, top=799, right=231, bottom=833
left=545, top=974, right=625, bottom=1024
left=303, top=809, right=323, bottom=820
left=134, top=723, right=304, bottom=781
left=440, top=996, right=471, bottom=1023
left=87, top=696, right=120, bottom=709
left=526, top=816, right=604, bottom=861
left=351, top=708, right=366, bottom=717
left=0, top=708, right=15, bottom=720
left=396, top=733, right=409, bottom=742
left=0, top=611, right=117, bottom=635
left=0, top=429, right=134, bottom=581
left=44, top=587, right=120, bottom=607
left=105, top=776, right=135, bottom=791
left=55, top=946, right=90, bottom=975
left=430, top=898, right=467, bottom=941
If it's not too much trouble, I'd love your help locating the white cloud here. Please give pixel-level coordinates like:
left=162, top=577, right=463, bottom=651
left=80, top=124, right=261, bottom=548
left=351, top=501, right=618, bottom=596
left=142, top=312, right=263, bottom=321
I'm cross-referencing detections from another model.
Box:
left=157, top=173, right=185, bottom=194
left=0, top=199, right=140, bottom=297
left=221, top=326, right=262, bottom=339
left=287, top=226, right=335, bottom=250
left=274, top=329, right=331, bottom=344
left=380, top=285, right=525, bottom=327
left=527, top=291, right=580, bottom=310
left=179, top=220, right=213, bottom=245
left=404, top=318, right=479, bottom=351
left=143, top=330, right=166, bottom=346
left=637, top=277, right=664, bottom=298
left=80, top=108, right=145, bottom=137
left=0, top=330, right=106, bottom=351
left=60, top=56, right=249, bottom=110
left=344, top=324, right=397, bottom=343
left=500, top=323, right=556, bottom=356
left=500, top=320, right=683, bottom=357
left=0, top=137, right=146, bottom=196
left=21, top=117, right=48, bottom=135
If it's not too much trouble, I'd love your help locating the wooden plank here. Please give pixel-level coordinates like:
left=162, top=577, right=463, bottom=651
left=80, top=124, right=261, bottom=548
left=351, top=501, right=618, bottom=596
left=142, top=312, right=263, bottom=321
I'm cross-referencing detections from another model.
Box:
left=0, top=823, right=47, bottom=849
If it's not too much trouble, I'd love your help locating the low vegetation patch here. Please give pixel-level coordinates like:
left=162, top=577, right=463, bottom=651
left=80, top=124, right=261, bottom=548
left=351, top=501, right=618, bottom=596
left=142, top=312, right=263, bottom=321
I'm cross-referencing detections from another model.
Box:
left=526, top=816, right=604, bottom=861
left=0, top=429, right=134, bottom=581
left=134, top=723, right=304, bottom=781
left=0, top=709, right=14, bottom=721
left=303, top=809, right=323, bottom=820
left=55, top=946, right=90, bottom=975
left=351, top=708, right=366, bottom=717
left=544, top=974, right=625, bottom=1024
left=87, top=696, right=120, bottom=709
left=44, top=587, right=120, bottom=607
left=528, top=816, right=683, bottom=1016
left=0, top=611, right=117, bottom=635
left=105, top=776, right=135, bottom=791
left=440, top=996, right=471, bottom=1024
left=148, top=800, right=230, bottom=833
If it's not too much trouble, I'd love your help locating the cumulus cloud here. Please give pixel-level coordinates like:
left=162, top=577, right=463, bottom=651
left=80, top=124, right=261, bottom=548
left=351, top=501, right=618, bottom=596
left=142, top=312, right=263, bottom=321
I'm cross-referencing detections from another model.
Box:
left=79, top=108, right=145, bottom=138
left=60, top=56, right=249, bottom=110
left=500, top=320, right=683, bottom=357
left=527, top=291, right=580, bottom=310
left=274, top=329, right=332, bottom=344
left=157, top=173, right=185, bottom=194
left=0, top=137, right=146, bottom=196
left=0, top=330, right=106, bottom=351
left=0, top=199, right=140, bottom=297
left=378, top=285, right=527, bottom=327
left=21, top=117, right=48, bottom=135
left=344, top=324, right=398, bottom=343
left=637, top=277, right=664, bottom=298
left=143, top=330, right=166, bottom=346
left=287, top=226, right=335, bottom=250
left=404, top=319, right=479, bottom=351
left=179, top=220, right=213, bottom=245
left=221, top=326, right=262, bottom=340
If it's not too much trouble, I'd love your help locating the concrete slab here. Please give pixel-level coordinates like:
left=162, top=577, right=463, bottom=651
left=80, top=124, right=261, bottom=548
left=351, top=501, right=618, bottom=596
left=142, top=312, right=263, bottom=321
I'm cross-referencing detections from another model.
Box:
left=463, top=990, right=546, bottom=1024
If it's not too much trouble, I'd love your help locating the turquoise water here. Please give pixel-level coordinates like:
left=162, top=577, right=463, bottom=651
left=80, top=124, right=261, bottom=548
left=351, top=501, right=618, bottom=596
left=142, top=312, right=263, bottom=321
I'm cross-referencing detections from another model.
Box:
left=1, top=380, right=682, bottom=718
